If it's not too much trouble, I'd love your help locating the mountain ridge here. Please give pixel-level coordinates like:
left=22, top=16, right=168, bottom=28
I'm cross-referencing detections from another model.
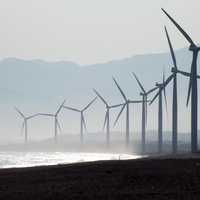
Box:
left=0, top=46, right=194, bottom=139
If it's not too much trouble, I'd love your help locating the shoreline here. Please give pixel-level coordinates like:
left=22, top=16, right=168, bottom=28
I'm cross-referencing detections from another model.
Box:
left=0, top=155, right=199, bottom=199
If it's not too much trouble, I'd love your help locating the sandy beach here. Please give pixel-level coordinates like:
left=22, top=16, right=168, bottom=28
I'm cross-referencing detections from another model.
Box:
left=0, top=155, right=199, bottom=199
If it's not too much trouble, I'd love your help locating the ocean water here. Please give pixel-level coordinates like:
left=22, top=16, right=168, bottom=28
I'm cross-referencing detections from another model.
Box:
left=0, top=152, right=141, bottom=169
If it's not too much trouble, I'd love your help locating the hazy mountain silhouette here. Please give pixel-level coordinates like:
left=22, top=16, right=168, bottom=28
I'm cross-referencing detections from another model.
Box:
left=0, top=47, right=192, bottom=104
left=0, top=47, right=195, bottom=142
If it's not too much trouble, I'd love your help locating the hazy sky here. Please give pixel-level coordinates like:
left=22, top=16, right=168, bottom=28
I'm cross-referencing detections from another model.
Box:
left=0, top=0, right=199, bottom=64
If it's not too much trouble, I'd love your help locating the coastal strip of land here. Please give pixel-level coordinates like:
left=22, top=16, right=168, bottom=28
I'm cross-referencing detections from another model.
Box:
left=0, top=156, right=200, bottom=199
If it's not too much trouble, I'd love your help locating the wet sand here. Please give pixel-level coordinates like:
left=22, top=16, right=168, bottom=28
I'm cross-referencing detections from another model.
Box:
left=0, top=155, right=200, bottom=199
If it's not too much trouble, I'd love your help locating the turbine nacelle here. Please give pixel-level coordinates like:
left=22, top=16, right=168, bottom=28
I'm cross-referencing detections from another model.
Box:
left=140, top=92, right=144, bottom=96
left=171, top=67, right=177, bottom=73
left=189, top=44, right=199, bottom=51
left=156, top=82, right=162, bottom=87
left=140, top=92, right=146, bottom=96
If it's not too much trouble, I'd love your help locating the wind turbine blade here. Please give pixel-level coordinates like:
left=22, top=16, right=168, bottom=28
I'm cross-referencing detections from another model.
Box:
left=112, top=77, right=127, bottom=101
left=110, top=103, right=124, bottom=108
left=163, top=85, right=168, bottom=120
left=163, top=71, right=168, bottom=117
left=102, top=111, right=108, bottom=131
left=149, top=75, right=173, bottom=105
left=113, top=104, right=126, bottom=127
left=129, top=100, right=143, bottom=104
left=164, top=74, right=174, bottom=87
left=186, top=63, right=193, bottom=106
left=21, top=121, right=25, bottom=136
left=56, top=118, right=62, bottom=133
left=146, top=86, right=159, bottom=95
left=83, top=97, right=97, bottom=111
left=162, top=8, right=195, bottom=45
left=15, top=107, right=25, bottom=118
left=165, top=26, right=177, bottom=69
left=82, top=116, right=87, bottom=132
left=56, top=99, right=66, bottom=116
left=164, top=90, right=169, bottom=123
left=132, top=72, right=146, bottom=93
left=38, top=113, right=54, bottom=117
left=177, top=69, right=191, bottom=77
left=27, top=113, right=40, bottom=120
left=149, top=89, right=161, bottom=105
left=63, top=106, right=80, bottom=112
left=163, top=69, right=166, bottom=84
left=93, top=89, right=108, bottom=106
left=186, top=78, right=192, bottom=106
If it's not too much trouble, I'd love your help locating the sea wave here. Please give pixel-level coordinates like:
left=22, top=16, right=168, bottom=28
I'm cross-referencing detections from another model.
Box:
left=0, top=152, right=141, bottom=168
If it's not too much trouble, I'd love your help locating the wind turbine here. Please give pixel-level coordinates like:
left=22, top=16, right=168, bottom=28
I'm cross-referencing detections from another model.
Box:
left=62, top=97, right=97, bottom=145
left=93, top=89, right=123, bottom=148
left=38, top=100, right=66, bottom=143
left=15, top=107, right=39, bottom=143
left=150, top=27, right=178, bottom=153
left=150, top=73, right=168, bottom=153
left=150, top=27, right=188, bottom=153
left=112, top=77, right=143, bottom=148
left=162, top=8, right=200, bottom=152
left=132, top=73, right=159, bottom=154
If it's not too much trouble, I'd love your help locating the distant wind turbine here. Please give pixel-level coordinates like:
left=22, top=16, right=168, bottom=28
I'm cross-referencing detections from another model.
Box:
left=152, top=27, right=179, bottom=153
left=113, top=77, right=143, bottom=148
left=150, top=27, right=199, bottom=153
left=15, top=107, right=39, bottom=143
left=150, top=73, right=168, bottom=153
left=162, top=27, right=200, bottom=153
left=162, top=8, right=200, bottom=152
left=93, top=89, right=123, bottom=147
left=62, top=97, right=97, bottom=145
left=39, top=100, right=66, bottom=143
left=132, top=72, right=158, bottom=154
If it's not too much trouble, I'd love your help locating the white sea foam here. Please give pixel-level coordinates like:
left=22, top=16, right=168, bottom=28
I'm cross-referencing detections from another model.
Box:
left=0, top=152, right=141, bottom=169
